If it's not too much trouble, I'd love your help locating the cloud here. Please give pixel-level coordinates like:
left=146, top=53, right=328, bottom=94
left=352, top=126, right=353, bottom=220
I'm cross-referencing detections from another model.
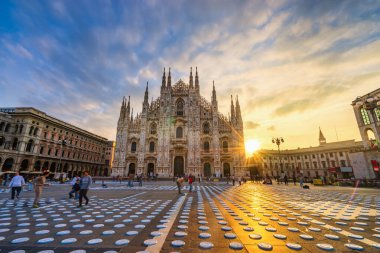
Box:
left=245, top=121, right=260, bottom=129
left=267, top=125, right=276, bottom=131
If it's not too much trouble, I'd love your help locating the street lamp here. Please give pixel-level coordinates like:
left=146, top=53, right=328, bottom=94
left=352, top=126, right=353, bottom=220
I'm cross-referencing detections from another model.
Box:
left=272, top=137, right=284, bottom=174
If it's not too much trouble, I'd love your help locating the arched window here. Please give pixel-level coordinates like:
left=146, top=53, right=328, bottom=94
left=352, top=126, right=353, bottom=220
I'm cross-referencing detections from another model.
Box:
left=176, top=127, right=183, bottom=138
left=33, top=127, right=39, bottom=136
left=149, top=141, right=155, bottom=153
left=0, top=136, right=4, bottom=146
left=29, top=126, right=34, bottom=135
left=361, top=108, right=370, bottom=125
left=5, top=123, right=10, bottom=133
left=26, top=139, right=34, bottom=152
left=131, top=142, right=137, bottom=153
left=176, top=99, right=184, bottom=116
left=12, top=138, right=18, bottom=150
left=150, top=123, right=157, bottom=135
left=203, top=122, right=210, bottom=134
left=0, top=122, right=4, bottom=131
left=223, top=141, right=228, bottom=153
left=204, top=141, right=210, bottom=152
left=48, top=148, right=52, bottom=156
left=375, top=108, right=380, bottom=122
left=14, top=124, right=19, bottom=134
left=19, top=125, right=23, bottom=134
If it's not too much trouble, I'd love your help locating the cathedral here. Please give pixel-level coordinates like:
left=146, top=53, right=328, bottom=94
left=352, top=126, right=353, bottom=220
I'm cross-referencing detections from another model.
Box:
left=112, top=68, right=245, bottom=178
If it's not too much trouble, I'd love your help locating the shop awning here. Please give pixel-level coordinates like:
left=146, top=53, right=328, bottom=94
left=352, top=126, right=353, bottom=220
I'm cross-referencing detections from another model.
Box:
left=328, top=167, right=340, bottom=173
left=340, top=167, right=353, bottom=173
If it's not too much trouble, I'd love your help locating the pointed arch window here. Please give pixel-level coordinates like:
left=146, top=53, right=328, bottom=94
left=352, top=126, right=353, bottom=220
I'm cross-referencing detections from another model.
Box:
left=375, top=108, right=380, bottom=122
left=26, top=139, right=34, bottom=152
left=29, top=126, right=34, bottom=135
left=361, top=108, right=370, bottom=125
left=131, top=141, right=137, bottom=153
left=223, top=141, right=228, bottom=153
left=5, top=123, right=10, bottom=133
left=176, top=127, right=183, bottom=138
left=176, top=99, right=184, bottom=116
left=203, top=122, right=210, bottom=134
left=204, top=141, right=210, bottom=153
left=149, top=141, right=155, bottom=153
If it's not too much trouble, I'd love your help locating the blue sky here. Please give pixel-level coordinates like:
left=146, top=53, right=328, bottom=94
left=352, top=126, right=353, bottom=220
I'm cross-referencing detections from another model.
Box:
left=1, top=0, right=380, bottom=149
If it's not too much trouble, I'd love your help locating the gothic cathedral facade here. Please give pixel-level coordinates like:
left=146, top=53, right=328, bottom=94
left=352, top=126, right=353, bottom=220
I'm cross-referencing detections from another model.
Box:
left=112, top=68, right=245, bottom=178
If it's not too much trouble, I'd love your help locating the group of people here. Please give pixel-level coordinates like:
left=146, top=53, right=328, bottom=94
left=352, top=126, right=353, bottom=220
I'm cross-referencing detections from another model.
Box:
left=5, top=170, right=92, bottom=208
left=176, top=174, right=195, bottom=194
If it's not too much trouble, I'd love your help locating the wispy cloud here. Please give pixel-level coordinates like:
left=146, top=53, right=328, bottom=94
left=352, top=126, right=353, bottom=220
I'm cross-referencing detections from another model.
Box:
left=1, top=0, right=379, bottom=149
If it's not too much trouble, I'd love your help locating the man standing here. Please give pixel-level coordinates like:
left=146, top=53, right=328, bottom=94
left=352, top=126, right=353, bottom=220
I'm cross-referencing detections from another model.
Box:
left=9, top=171, right=25, bottom=200
left=77, top=171, right=92, bottom=208
left=176, top=177, right=184, bottom=194
left=33, top=171, right=49, bottom=208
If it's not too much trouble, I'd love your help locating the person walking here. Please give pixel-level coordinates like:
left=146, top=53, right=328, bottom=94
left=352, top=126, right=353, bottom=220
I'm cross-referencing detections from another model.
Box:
left=77, top=171, right=92, bottom=208
left=9, top=171, right=25, bottom=200
left=69, top=175, right=80, bottom=199
left=33, top=171, right=49, bottom=208
left=300, top=176, right=304, bottom=188
left=176, top=177, right=184, bottom=194
left=138, top=173, right=143, bottom=187
left=293, top=175, right=296, bottom=186
left=69, top=179, right=80, bottom=199
left=188, top=174, right=194, bottom=192
left=232, top=175, right=235, bottom=186
left=284, top=174, right=288, bottom=185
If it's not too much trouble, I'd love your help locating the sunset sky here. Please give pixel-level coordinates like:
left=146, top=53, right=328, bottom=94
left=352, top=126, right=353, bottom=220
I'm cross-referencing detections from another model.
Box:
left=1, top=0, right=379, bottom=150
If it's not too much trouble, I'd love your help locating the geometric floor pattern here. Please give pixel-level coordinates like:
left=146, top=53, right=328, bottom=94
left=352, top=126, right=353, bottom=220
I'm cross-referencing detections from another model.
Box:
left=0, top=182, right=379, bottom=252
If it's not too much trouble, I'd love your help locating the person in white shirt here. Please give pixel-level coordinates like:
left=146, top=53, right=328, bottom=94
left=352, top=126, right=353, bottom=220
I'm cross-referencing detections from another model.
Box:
left=9, top=171, right=25, bottom=199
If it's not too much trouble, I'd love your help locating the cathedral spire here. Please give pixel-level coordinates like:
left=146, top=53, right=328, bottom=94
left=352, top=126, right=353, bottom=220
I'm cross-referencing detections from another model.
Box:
left=131, top=108, right=134, bottom=122
left=161, top=68, right=166, bottom=90
left=189, top=67, right=194, bottom=89
left=235, top=95, right=241, bottom=118
left=126, top=96, right=130, bottom=115
left=230, top=95, right=236, bottom=124
left=167, top=67, right=172, bottom=89
left=195, top=67, right=199, bottom=90
left=319, top=127, right=326, bottom=145
left=212, top=80, right=217, bottom=102
left=118, top=96, right=126, bottom=123
left=144, top=82, right=149, bottom=104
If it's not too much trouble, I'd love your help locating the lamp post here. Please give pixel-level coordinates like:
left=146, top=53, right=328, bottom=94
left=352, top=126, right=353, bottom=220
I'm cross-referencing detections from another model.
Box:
left=272, top=137, right=284, bottom=175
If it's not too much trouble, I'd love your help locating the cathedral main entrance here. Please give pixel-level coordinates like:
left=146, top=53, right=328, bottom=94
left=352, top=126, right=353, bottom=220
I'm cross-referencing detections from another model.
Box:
left=174, top=156, right=184, bottom=177
left=147, top=163, right=154, bottom=176
left=203, top=163, right=211, bottom=177
left=128, top=163, right=136, bottom=175
left=223, top=163, right=231, bottom=177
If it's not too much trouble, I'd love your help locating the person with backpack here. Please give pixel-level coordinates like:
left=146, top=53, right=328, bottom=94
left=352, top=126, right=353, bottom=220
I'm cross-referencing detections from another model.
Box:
left=69, top=179, right=80, bottom=199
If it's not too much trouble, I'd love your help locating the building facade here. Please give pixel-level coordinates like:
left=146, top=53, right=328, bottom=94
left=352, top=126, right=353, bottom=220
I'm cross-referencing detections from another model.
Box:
left=112, top=68, right=245, bottom=178
left=247, top=129, right=363, bottom=180
left=351, top=88, right=380, bottom=179
left=104, top=140, right=115, bottom=176
left=0, top=108, right=109, bottom=177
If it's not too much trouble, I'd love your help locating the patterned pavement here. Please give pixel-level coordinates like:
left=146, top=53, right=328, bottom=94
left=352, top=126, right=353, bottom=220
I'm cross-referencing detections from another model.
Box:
left=0, top=181, right=379, bottom=252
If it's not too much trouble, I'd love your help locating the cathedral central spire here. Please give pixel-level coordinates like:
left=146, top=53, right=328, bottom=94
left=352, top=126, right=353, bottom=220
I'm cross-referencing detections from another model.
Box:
left=167, top=67, right=172, bottom=89
left=161, top=68, right=166, bottom=90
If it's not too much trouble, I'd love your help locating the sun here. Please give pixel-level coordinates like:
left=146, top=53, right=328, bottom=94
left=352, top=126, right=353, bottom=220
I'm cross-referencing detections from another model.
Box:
left=245, top=139, right=261, bottom=155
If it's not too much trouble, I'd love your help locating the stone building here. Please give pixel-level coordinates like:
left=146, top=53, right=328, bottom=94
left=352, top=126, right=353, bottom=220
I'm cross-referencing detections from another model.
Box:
left=247, top=129, right=363, bottom=180
left=0, top=107, right=108, bottom=177
left=112, top=68, right=245, bottom=178
left=104, top=140, right=115, bottom=175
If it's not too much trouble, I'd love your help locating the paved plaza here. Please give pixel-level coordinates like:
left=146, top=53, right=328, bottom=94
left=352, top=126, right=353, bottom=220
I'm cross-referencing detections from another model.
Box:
left=0, top=181, right=379, bottom=253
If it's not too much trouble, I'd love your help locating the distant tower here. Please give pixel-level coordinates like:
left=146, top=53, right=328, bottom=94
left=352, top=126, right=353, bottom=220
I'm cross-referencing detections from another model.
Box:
left=319, top=127, right=326, bottom=145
